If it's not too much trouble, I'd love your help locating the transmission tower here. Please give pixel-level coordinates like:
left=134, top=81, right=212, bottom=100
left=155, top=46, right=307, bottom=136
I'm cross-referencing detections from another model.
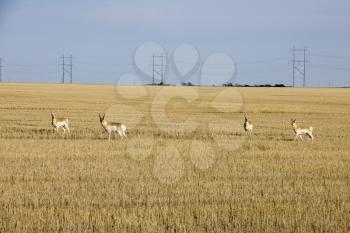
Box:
left=152, top=54, right=165, bottom=85
left=292, top=46, right=309, bottom=87
left=62, top=55, right=73, bottom=84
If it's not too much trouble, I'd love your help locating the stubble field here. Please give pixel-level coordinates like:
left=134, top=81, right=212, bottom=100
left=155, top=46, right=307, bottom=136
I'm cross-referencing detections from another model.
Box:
left=0, top=83, right=349, bottom=232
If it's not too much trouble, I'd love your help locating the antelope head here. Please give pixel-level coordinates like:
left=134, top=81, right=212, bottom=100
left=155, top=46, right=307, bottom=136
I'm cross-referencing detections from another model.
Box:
left=51, top=112, right=56, bottom=124
left=291, top=119, right=296, bottom=126
left=99, top=113, right=105, bottom=123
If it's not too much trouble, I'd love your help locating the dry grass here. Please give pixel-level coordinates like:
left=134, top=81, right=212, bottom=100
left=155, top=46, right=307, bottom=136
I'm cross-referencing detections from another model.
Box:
left=0, top=83, right=349, bottom=232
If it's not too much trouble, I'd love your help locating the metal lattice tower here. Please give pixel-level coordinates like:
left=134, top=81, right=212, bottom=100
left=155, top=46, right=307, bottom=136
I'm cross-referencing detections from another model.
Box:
left=62, top=55, right=73, bottom=84
left=292, top=46, right=309, bottom=87
left=152, top=54, right=165, bottom=85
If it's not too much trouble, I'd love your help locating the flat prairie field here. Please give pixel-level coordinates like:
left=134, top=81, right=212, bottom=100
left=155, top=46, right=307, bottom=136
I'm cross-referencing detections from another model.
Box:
left=0, top=83, right=349, bottom=233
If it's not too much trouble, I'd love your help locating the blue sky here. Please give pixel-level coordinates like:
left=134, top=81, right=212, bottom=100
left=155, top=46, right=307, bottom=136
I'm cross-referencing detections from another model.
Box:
left=0, top=0, right=349, bottom=86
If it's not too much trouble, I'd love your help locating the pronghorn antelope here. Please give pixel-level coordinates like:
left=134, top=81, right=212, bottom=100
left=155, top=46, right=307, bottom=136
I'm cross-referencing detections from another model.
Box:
left=51, top=112, right=70, bottom=134
left=243, top=114, right=253, bottom=135
left=291, top=119, right=314, bottom=141
left=99, top=113, right=127, bottom=141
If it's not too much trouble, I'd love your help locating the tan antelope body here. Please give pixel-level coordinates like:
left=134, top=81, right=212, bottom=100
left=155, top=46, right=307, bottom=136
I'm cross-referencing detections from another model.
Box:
left=99, top=113, right=127, bottom=141
left=51, top=112, right=70, bottom=134
left=243, top=115, right=253, bottom=135
left=291, top=119, right=314, bottom=141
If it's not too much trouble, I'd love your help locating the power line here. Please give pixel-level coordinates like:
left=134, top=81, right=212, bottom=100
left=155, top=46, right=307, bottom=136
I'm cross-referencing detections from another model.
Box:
left=3, top=61, right=134, bottom=68
left=310, top=53, right=350, bottom=60
left=186, top=67, right=290, bottom=76
left=3, top=69, right=58, bottom=74
left=237, top=57, right=288, bottom=65
left=173, top=60, right=233, bottom=66
left=173, top=57, right=287, bottom=65
left=310, top=64, right=350, bottom=71
left=74, top=68, right=130, bottom=74
left=75, top=61, right=134, bottom=67
left=238, top=67, right=291, bottom=75
left=4, top=70, right=36, bottom=74
left=4, top=63, right=57, bottom=67
left=2, top=50, right=349, bottom=85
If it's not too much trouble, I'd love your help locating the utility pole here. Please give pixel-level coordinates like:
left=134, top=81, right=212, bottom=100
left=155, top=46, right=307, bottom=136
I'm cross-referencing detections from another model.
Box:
left=151, top=53, right=165, bottom=85
left=62, top=55, right=73, bottom=84
left=161, top=54, right=164, bottom=84
left=152, top=54, right=155, bottom=85
left=303, top=47, right=306, bottom=88
left=291, top=46, right=309, bottom=87
left=0, top=58, right=2, bottom=83
left=62, top=56, right=65, bottom=83
left=70, top=55, right=73, bottom=84
left=292, top=46, right=295, bottom=87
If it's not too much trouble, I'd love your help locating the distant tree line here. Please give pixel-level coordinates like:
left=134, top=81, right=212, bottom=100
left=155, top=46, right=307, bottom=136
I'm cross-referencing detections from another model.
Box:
left=223, top=83, right=287, bottom=87
left=180, top=82, right=287, bottom=87
left=180, top=82, right=195, bottom=86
